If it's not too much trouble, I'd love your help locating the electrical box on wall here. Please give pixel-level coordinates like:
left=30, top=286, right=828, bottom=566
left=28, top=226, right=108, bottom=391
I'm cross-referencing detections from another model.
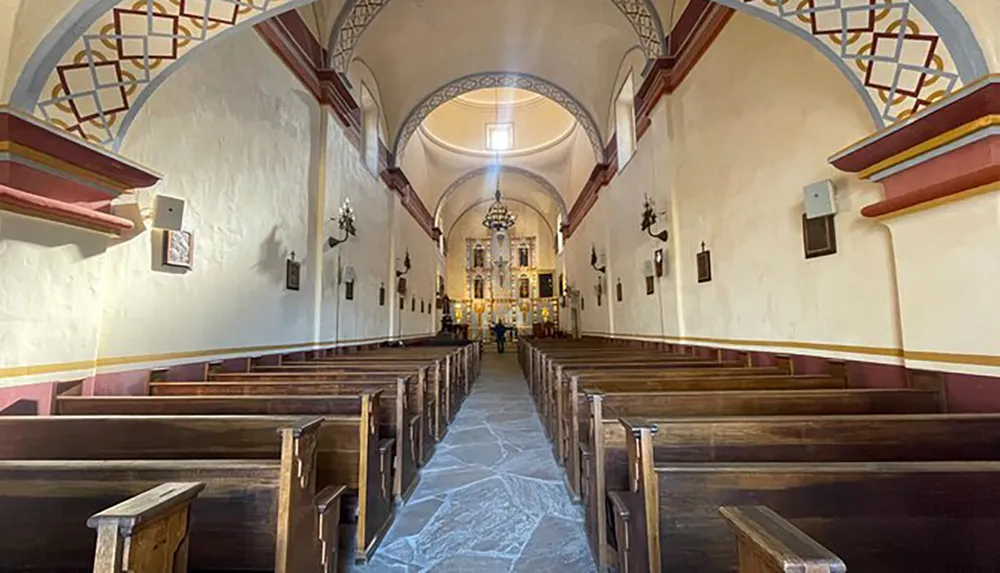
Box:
left=803, top=180, right=837, bottom=219
left=153, top=195, right=185, bottom=230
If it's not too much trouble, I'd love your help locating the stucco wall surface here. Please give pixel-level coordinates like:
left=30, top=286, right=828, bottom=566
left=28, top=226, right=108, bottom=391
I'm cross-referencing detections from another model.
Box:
left=0, top=0, right=77, bottom=103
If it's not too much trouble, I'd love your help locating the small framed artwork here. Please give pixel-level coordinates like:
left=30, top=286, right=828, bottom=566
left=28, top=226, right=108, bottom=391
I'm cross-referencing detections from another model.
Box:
left=399, top=295, right=405, bottom=310
left=696, top=243, right=712, bottom=284
left=411, top=297, right=416, bottom=312
left=379, top=283, right=386, bottom=306
left=345, top=281, right=355, bottom=301
left=802, top=214, right=837, bottom=259
left=654, top=249, right=664, bottom=277
left=616, top=279, right=623, bottom=302
left=286, top=253, right=301, bottom=291
left=645, top=276, right=655, bottom=295
left=163, top=230, right=193, bottom=269
left=420, top=300, right=425, bottom=313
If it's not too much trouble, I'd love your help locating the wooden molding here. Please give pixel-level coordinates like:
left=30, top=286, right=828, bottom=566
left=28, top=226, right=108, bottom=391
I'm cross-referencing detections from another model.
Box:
left=0, top=109, right=159, bottom=235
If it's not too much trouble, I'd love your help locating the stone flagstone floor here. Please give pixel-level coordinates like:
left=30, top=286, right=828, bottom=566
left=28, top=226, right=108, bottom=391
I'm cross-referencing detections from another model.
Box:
left=350, top=349, right=596, bottom=572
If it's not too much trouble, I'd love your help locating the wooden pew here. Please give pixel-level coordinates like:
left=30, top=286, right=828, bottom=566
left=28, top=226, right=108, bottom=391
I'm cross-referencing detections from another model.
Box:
left=580, top=391, right=945, bottom=569
left=719, top=506, right=846, bottom=573
left=610, top=420, right=1000, bottom=572
left=0, top=480, right=204, bottom=572
left=555, top=374, right=849, bottom=476
left=0, top=414, right=384, bottom=566
left=148, top=378, right=422, bottom=502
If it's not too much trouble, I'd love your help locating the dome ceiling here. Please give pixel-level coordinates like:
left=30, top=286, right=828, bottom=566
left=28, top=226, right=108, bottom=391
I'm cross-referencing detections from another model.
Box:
left=346, top=0, right=643, bottom=149
left=419, top=88, right=577, bottom=158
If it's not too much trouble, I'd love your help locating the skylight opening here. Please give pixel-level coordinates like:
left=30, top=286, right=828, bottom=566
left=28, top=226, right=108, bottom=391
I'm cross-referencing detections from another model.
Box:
left=486, top=123, right=514, bottom=151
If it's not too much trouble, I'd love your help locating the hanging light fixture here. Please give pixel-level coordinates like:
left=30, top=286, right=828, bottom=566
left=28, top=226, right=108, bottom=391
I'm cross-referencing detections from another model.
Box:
left=482, top=87, right=516, bottom=233
left=482, top=177, right=517, bottom=232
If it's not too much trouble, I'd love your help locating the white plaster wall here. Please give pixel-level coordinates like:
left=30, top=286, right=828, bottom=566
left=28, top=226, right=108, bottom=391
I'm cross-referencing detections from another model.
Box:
left=886, top=192, right=1000, bottom=375
left=320, top=106, right=394, bottom=344
left=395, top=200, right=437, bottom=339
left=0, top=215, right=108, bottom=383
left=103, top=29, right=320, bottom=361
left=565, top=200, right=612, bottom=335
left=668, top=15, right=900, bottom=355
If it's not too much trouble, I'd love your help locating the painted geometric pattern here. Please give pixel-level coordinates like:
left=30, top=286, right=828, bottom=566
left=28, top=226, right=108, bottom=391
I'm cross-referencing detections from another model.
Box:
left=397, top=73, right=606, bottom=164
left=742, top=0, right=961, bottom=123
left=330, top=0, right=389, bottom=72
left=33, top=0, right=299, bottom=146
left=609, top=0, right=666, bottom=59
left=330, top=0, right=665, bottom=73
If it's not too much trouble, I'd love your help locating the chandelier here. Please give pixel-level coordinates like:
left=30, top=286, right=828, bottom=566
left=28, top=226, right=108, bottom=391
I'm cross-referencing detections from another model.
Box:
left=482, top=181, right=516, bottom=232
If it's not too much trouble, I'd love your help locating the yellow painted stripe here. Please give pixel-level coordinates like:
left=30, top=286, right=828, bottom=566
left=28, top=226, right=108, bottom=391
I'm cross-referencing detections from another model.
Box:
left=858, top=115, right=1000, bottom=180
left=582, top=332, right=1000, bottom=369
left=0, top=333, right=435, bottom=379
left=0, top=141, right=131, bottom=193
left=874, top=181, right=1000, bottom=222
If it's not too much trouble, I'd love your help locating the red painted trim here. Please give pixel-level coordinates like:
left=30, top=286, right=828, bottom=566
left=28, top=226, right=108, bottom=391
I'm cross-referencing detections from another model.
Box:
left=254, top=18, right=322, bottom=101
left=832, top=79, right=999, bottom=173
left=860, top=134, right=999, bottom=218
left=0, top=184, right=134, bottom=234
left=0, top=111, right=160, bottom=190
left=382, top=167, right=436, bottom=239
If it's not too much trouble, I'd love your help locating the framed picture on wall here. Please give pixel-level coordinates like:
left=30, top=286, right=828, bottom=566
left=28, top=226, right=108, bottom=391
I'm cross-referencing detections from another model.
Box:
left=286, top=254, right=301, bottom=291
left=163, top=230, right=193, bottom=269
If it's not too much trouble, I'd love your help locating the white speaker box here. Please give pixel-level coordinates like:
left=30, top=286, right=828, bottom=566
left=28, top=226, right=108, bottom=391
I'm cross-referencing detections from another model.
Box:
left=153, top=195, right=185, bottom=230
left=804, top=180, right=837, bottom=219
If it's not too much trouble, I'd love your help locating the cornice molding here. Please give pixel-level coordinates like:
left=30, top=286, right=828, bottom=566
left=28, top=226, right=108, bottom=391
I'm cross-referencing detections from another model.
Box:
left=253, top=12, right=435, bottom=240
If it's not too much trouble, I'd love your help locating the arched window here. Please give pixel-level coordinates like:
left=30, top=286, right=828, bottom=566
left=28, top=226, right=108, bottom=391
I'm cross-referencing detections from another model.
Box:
left=473, top=245, right=485, bottom=268
left=473, top=277, right=485, bottom=299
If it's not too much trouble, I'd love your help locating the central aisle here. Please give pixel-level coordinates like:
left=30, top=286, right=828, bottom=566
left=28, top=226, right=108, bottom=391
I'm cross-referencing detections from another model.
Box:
left=352, top=350, right=596, bottom=572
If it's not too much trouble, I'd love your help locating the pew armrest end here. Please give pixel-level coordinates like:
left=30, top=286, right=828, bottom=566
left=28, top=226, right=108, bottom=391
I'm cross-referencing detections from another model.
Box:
left=86, top=482, right=205, bottom=535
left=719, top=506, right=846, bottom=573
left=378, top=438, right=397, bottom=456
left=607, top=490, right=630, bottom=521
left=316, top=485, right=348, bottom=513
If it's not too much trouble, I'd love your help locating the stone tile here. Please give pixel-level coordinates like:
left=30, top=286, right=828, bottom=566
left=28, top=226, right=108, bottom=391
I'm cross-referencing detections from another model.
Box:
left=512, top=515, right=597, bottom=573
left=420, top=451, right=471, bottom=472
left=383, top=497, right=444, bottom=543
left=348, top=554, right=421, bottom=572
left=426, top=553, right=513, bottom=572
left=442, top=426, right=498, bottom=447
left=501, top=474, right=582, bottom=522
left=409, top=467, right=494, bottom=501
left=409, top=476, right=539, bottom=563
left=446, top=441, right=505, bottom=467
left=493, top=447, right=565, bottom=481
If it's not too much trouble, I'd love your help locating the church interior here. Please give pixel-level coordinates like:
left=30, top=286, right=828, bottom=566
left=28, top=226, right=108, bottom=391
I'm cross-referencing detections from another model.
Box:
left=0, top=0, right=998, bottom=571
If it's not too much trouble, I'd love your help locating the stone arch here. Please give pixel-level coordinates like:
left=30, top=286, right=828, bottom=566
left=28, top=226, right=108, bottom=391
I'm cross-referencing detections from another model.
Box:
left=446, top=197, right=557, bottom=241
left=395, top=72, right=606, bottom=164
left=435, top=166, right=569, bottom=222
left=714, top=0, right=988, bottom=126
left=11, top=0, right=314, bottom=148
left=329, top=0, right=666, bottom=73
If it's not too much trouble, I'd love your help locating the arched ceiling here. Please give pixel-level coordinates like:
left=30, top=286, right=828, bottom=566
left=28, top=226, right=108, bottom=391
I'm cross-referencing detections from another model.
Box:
left=419, top=88, right=578, bottom=158
left=345, top=0, right=645, bottom=152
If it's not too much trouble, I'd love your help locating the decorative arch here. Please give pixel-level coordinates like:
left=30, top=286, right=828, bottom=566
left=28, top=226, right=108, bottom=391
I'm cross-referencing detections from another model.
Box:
left=446, top=197, right=557, bottom=241
left=716, top=0, right=988, bottom=126
left=435, top=165, right=569, bottom=221
left=329, top=0, right=666, bottom=73
left=11, top=0, right=314, bottom=148
left=395, top=72, right=606, bottom=164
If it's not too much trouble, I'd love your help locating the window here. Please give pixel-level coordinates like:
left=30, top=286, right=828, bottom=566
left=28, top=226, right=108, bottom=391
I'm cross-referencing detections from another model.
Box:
left=473, top=245, right=485, bottom=268
left=473, top=277, right=485, bottom=299
left=360, top=84, right=380, bottom=176
left=615, top=74, right=636, bottom=168
left=519, top=245, right=529, bottom=267
left=486, top=123, right=513, bottom=151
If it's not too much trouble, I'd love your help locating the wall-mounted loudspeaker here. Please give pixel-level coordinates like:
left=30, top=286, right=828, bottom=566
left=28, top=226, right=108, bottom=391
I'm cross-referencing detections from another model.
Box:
left=803, top=180, right=836, bottom=219
left=153, top=195, right=185, bottom=230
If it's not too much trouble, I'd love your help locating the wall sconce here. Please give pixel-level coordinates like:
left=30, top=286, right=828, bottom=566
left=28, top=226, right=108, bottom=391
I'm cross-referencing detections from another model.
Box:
left=590, top=245, right=606, bottom=274
left=328, top=198, right=357, bottom=249
left=396, top=249, right=411, bottom=278
left=640, top=195, right=669, bottom=242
